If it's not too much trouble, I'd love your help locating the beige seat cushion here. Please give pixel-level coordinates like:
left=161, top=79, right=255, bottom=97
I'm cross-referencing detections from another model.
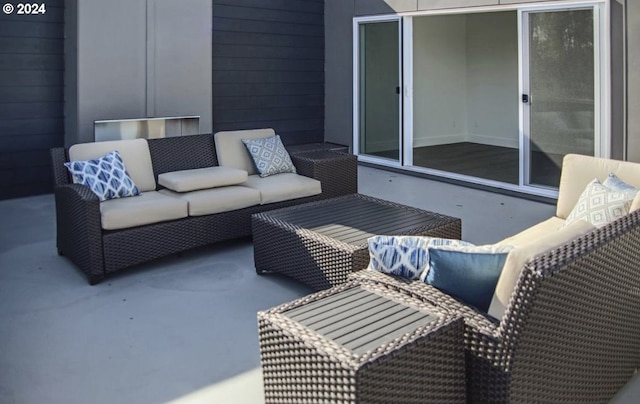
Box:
left=68, top=138, right=156, bottom=192
left=159, top=186, right=261, bottom=216
left=243, top=173, right=321, bottom=205
left=214, top=128, right=275, bottom=175
left=158, top=167, right=248, bottom=193
left=488, top=219, right=596, bottom=320
left=556, top=154, right=640, bottom=219
left=496, top=216, right=565, bottom=247
left=100, top=191, right=188, bottom=230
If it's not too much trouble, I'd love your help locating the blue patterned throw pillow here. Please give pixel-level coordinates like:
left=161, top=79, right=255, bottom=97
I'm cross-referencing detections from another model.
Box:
left=367, top=235, right=473, bottom=280
left=241, top=135, right=296, bottom=178
left=64, top=150, right=140, bottom=202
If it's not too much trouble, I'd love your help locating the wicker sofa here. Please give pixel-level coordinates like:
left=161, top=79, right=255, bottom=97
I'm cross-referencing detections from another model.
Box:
left=51, top=129, right=357, bottom=285
left=351, top=154, right=640, bottom=403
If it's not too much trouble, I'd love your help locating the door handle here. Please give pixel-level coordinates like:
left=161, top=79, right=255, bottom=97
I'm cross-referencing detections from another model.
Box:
left=396, top=86, right=400, bottom=95
left=522, top=94, right=530, bottom=104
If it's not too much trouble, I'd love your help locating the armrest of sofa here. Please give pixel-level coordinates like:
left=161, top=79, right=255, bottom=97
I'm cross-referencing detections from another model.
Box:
left=54, top=183, right=105, bottom=284
left=50, top=147, right=71, bottom=186
left=291, top=151, right=358, bottom=198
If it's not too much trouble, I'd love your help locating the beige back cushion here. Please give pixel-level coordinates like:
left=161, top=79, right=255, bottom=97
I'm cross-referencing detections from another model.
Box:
left=487, top=219, right=596, bottom=321
left=158, top=166, right=248, bottom=193
left=214, top=128, right=275, bottom=175
left=631, top=192, right=640, bottom=213
left=556, top=154, right=640, bottom=219
left=68, top=138, right=156, bottom=192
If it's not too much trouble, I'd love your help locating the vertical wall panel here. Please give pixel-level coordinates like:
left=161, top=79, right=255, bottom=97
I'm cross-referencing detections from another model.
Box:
left=627, top=0, right=640, bottom=162
left=151, top=0, right=213, bottom=134
left=0, top=0, right=64, bottom=199
left=66, top=0, right=147, bottom=146
left=212, top=0, right=325, bottom=145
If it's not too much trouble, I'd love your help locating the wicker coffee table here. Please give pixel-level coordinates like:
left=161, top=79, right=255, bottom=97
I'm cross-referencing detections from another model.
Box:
left=252, top=194, right=461, bottom=290
left=258, top=279, right=466, bottom=403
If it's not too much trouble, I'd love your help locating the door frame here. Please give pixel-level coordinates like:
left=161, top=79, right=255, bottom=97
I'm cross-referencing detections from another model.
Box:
left=519, top=2, right=608, bottom=195
left=353, top=15, right=404, bottom=167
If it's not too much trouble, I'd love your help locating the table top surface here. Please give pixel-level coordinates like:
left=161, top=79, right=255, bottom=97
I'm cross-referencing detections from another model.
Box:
left=284, top=286, right=437, bottom=356
left=261, top=194, right=459, bottom=246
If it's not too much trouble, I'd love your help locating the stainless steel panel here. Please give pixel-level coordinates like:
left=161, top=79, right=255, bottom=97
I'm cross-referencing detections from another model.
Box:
left=94, top=116, right=200, bottom=142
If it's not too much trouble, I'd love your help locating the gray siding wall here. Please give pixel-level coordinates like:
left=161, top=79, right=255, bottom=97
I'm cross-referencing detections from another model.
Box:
left=0, top=0, right=64, bottom=199
left=212, top=0, right=325, bottom=145
left=628, top=0, right=640, bottom=161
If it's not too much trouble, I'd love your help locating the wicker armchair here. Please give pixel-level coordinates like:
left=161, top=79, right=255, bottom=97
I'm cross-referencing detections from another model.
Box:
left=352, top=207, right=640, bottom=402
left=350, top=155, right=640, bottom=403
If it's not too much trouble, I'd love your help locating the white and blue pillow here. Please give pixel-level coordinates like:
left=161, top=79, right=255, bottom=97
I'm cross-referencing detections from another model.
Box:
left=603, top=173, right=639, bottom=196
left=241, top=135, right=296, bottom=178
left=367, top=235, right=472, bottom=280
left=64, top=150, right=140, bottom=202
left=564, top=178, right=636, bottom=228
left=424, top=244, right=513, bottom=312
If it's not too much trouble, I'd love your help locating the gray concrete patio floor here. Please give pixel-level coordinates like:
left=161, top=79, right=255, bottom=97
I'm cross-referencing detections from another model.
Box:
left=1, top=165, right=638, bottom=403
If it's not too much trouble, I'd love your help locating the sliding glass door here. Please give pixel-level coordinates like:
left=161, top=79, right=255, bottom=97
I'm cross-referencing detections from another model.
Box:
left=354, top=3, right=606, bottom=196
left=356, top=19, right=402, bottom=163
left=522, top=7, right=598, bottom=189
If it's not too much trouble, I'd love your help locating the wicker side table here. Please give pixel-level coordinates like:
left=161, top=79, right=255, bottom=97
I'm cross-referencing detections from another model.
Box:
left=291, top=150, right=358, bottom=198
left=258, top=280, right=466, bottom=404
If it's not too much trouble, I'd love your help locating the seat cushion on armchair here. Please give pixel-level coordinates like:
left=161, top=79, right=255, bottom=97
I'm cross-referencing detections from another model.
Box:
left=243, top=173, right=321, bottom=205
left=556, top=154, right=640, bottom=219
left=214, top=128, right=275, bottom=175
left=158, top=166, right=248, bottom=193
left=68, top=138, right=156, bottom=192
left=159, top=186, right=261, bottom=216
left=497, top=216, right=565, bottom=247
left=100, top=191, right=188, bottom=230
left=488, top=219, right=596, bottom=320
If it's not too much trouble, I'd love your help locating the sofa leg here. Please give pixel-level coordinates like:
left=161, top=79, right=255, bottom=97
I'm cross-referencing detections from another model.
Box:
left=57, top=248, right=64, bottom=256
left=87, top=273, right=105, bottom=285
left=256, top=267, right=267, bottom=275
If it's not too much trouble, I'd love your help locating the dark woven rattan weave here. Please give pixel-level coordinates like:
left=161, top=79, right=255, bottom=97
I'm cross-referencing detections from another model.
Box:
left=258, top=279, right=466, bottom=403
left=252, top=194, right=461, bottom=290
left=349, top=208, right=640, bottom=403
left=291, top=151, right=358, bottom=198
left=147, top=134, right=218, bottom=182
left=51, top=134, right=357, bottom=284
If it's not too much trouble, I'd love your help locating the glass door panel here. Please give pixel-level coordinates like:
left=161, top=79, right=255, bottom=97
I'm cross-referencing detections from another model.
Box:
left=358, top=21, right=401, bottom=162
left=524, top=9, right=595, bottom=188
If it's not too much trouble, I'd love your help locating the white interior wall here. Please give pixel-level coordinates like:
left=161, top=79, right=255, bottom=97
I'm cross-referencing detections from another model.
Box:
left=466, top=12, right=519, bottom=148
left=412, top=12, right=518, bottom=149
left=413, top=15, right=468, bottom=147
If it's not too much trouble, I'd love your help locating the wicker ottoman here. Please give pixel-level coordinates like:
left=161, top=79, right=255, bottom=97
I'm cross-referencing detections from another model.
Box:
left=257, top=279, right=466, bottom=403
left=252, top=194, right=461, bottom=290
